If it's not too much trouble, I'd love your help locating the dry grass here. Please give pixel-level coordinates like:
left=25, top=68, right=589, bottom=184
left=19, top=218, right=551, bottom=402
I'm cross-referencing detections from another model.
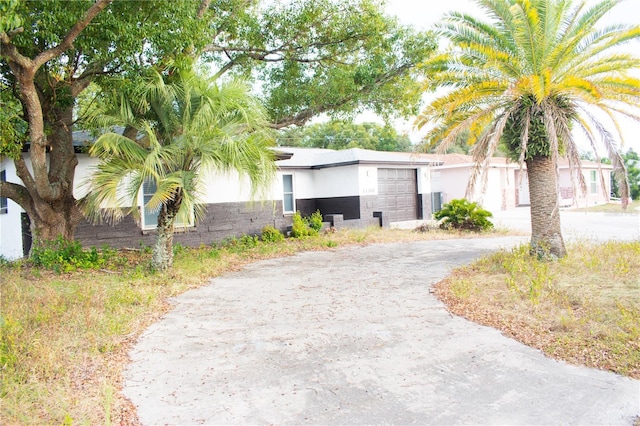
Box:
left=1, top=225, right=487, bottom=425
left=435, top=240, right=640, bottom=379
left=5, top=225, right=635, bottom=424
left=569, top=200, right=640, bottom=213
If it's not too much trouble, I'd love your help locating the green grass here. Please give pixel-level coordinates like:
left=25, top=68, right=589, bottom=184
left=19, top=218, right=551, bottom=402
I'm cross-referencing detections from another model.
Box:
left=436, top=240, right=640, bottom=379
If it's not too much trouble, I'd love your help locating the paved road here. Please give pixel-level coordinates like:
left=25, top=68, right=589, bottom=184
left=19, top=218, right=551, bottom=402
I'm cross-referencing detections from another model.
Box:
left=123, top=237, right=639, bottom=425
left=492, top=207, right=640, bottom=241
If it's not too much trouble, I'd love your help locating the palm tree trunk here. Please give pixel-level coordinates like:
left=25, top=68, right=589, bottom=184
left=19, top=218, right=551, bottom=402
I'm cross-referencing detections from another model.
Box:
left=526, top=155, right=566, bottom=259
left=152, top=206, right=176, bottom=270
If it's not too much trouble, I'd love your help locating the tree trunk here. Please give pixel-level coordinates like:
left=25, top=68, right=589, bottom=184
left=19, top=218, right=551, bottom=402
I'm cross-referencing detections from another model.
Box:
left=151, top=198, right=181, bottom=270
left=29, top=194, right=81, bottom=254
left=21, top=107, right=82, bottom=255
left=526, top=155, right=566, bottom=259
left=0, top=0, right=111, bottom=256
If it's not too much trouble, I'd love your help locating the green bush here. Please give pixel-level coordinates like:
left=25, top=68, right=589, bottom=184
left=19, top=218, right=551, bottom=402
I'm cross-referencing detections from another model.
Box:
left=308, top=210, right=323, bottom=232
left=433, top=198, right=494, bottom=232
left=222, top=234, right=260, bottom=252
left=261, top=225, right=284, bottom=243
left=239, top=234, right=260, bottom=248
left=291, top=212, right=311, bottom=237
left=291, top=211, right=323, bottom=237
left=29, top=237, right=115, bottom=273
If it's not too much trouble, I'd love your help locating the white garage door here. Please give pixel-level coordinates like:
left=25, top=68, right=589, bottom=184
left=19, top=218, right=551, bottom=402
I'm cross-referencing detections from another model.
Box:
left=377, top=168, right=418, bottom=222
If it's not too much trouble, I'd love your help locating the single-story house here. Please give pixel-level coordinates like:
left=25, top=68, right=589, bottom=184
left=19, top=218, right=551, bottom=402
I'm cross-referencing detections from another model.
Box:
left=0, top=145, right=615, bottom=259
left=423, top=154, right=613, bottom=211
left=0, top=147, right=441, bottom=259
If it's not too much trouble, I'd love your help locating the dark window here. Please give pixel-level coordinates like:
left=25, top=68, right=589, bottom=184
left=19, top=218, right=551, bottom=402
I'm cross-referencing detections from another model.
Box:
left=0, top=170, right=7, bottom=214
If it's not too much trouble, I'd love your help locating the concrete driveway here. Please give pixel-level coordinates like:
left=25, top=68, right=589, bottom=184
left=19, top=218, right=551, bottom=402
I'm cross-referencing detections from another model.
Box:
left=123, top=237, right=639, bottom=425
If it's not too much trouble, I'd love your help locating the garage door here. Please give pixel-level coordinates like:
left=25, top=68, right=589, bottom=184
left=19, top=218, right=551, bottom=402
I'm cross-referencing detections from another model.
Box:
left=377, top=168, right=418, bottom=222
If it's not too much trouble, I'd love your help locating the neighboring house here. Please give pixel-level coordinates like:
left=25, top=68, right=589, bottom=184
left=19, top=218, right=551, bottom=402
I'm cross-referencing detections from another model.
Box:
left=424, top=154, right=613, bottom=211
left=0, top=147, right=440, bottom=259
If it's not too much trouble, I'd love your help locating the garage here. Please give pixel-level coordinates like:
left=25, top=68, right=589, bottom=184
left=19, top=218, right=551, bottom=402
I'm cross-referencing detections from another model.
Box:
left=377, top=168, right=418, bottom=222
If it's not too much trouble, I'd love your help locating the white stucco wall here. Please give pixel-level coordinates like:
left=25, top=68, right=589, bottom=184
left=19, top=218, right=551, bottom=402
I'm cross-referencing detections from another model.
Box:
left=434, top=167, right=470, bottom=205
left=480, top=167, right=516, bottom=211
left=558, top=167, right=611, bottom=207
left=311, top=166, right=360, bottom=198
left=1, top=159, right=25, bottom=260
left=416, top=167, right=431, bottom=194
left=358, top=166, right=378, bottom=196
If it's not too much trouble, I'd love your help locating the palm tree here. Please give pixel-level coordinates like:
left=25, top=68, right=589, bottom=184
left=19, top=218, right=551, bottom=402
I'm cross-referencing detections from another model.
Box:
left=417, top=0, right=640, bottom=258
left=82, top=62, right=276, bottom=270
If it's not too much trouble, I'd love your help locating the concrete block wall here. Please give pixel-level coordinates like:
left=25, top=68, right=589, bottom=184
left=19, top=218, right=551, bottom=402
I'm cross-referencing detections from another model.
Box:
left=75, top=200, right=290, bottom=250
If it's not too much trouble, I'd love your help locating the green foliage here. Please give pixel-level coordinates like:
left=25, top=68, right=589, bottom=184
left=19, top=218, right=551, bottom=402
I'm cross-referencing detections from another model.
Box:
left=0, top=0, right=22, bottom=33
left=261, top=225, right=285, bottom=243
left=291, top=212, right=311, bottom=238
left=0, top=84, right=28, bottom=159
left=291, top=211, right=322, bottom=237
left=254, top=0, right=436, bottom=125
left=499, top=245, right=554, bottom=303
left=434, top=199, right=494, bottom=232
left=239, top=234, right=260, bottom=249
left=308, top=210, right=323, bottom=232
left=417, top=0, right=639, bottom=257
left=277, top=121, right=413, bottom=151
left=501, top=95, right=572, bottom=161
left=29, top=237, right=115, bottom=273
left=222, top=234, right=261, bottom=253
left=82, top=62, right=276, bottom=270
left=172, top=243, right=186, bottom=256
left=612, top=149, right=640, bottom=200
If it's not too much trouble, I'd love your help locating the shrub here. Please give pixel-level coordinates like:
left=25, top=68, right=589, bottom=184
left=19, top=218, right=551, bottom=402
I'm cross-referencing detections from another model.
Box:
left=433, top=198, right=494, bottom=232
left=239, top=234, right=260, bottom=248
left=291, top=212, right=311, bottom=237
left=29, top=237, right=113, bottom=272
left=261, top=225, right=284, bottom=243
left=291, top=211, right=322, bottom=237
left=308, top=210, right=323, bottom=232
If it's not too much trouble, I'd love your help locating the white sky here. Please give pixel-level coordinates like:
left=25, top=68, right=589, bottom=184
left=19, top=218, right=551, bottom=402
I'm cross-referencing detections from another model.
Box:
left=381, top=0, right=640, bottom=154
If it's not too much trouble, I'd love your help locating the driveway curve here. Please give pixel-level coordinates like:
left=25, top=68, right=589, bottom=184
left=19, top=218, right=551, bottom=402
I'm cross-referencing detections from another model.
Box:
left=124, top=237, right=639, bottom=425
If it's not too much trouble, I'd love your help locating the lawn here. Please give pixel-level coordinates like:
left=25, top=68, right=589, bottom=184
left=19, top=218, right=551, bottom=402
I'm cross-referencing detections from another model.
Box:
left=435, top=241, right=640, bottom=379
left=569, top=200, right=640, bottom=213
left=1, top=227, right=638, bottom=424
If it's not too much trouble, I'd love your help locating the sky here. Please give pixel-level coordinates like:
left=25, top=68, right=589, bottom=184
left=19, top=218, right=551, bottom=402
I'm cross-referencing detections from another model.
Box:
left=380, top=0, right=640, bottom=154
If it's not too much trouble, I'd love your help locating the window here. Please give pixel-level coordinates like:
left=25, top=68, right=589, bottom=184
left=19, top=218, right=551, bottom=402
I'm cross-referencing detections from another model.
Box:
left=142, top=179, right=158, bottom=229
left=0, top=170, right=7, bottom=214
left=282, top=174, right=295, bottom=214
left=141, top=179, right=192, bottom=230
left=590, top=170, right=597, bottom=194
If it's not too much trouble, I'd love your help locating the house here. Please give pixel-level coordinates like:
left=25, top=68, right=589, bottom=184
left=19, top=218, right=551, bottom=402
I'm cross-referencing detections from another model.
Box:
left=424, top=154, right=613, bottom=211
left=0, top=147, right=441, bottom=259
left=0, top=145, right=615, bottom=259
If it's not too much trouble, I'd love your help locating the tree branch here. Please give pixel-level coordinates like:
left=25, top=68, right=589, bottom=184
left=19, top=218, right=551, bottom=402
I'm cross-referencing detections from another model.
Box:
left=0, top=31, right=33, bottom=68
left=13, top=155, right=38, bottom=195
left=271, top=64, right=413, bottom=129
left=196, top=0, right=212, bottom=19
left=0, top=180, right=35, bottom=218
left=33, top=0, right=113, bottom=68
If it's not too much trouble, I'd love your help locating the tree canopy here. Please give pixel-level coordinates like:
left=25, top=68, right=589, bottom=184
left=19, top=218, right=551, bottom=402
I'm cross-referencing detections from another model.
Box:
left=277, top=121, right=414, bottom=152
left=0, top=0, right=436, bottom=251
left=416, top=0, right=640, bottom=258
left=82, top=62, right=276, bottom=270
